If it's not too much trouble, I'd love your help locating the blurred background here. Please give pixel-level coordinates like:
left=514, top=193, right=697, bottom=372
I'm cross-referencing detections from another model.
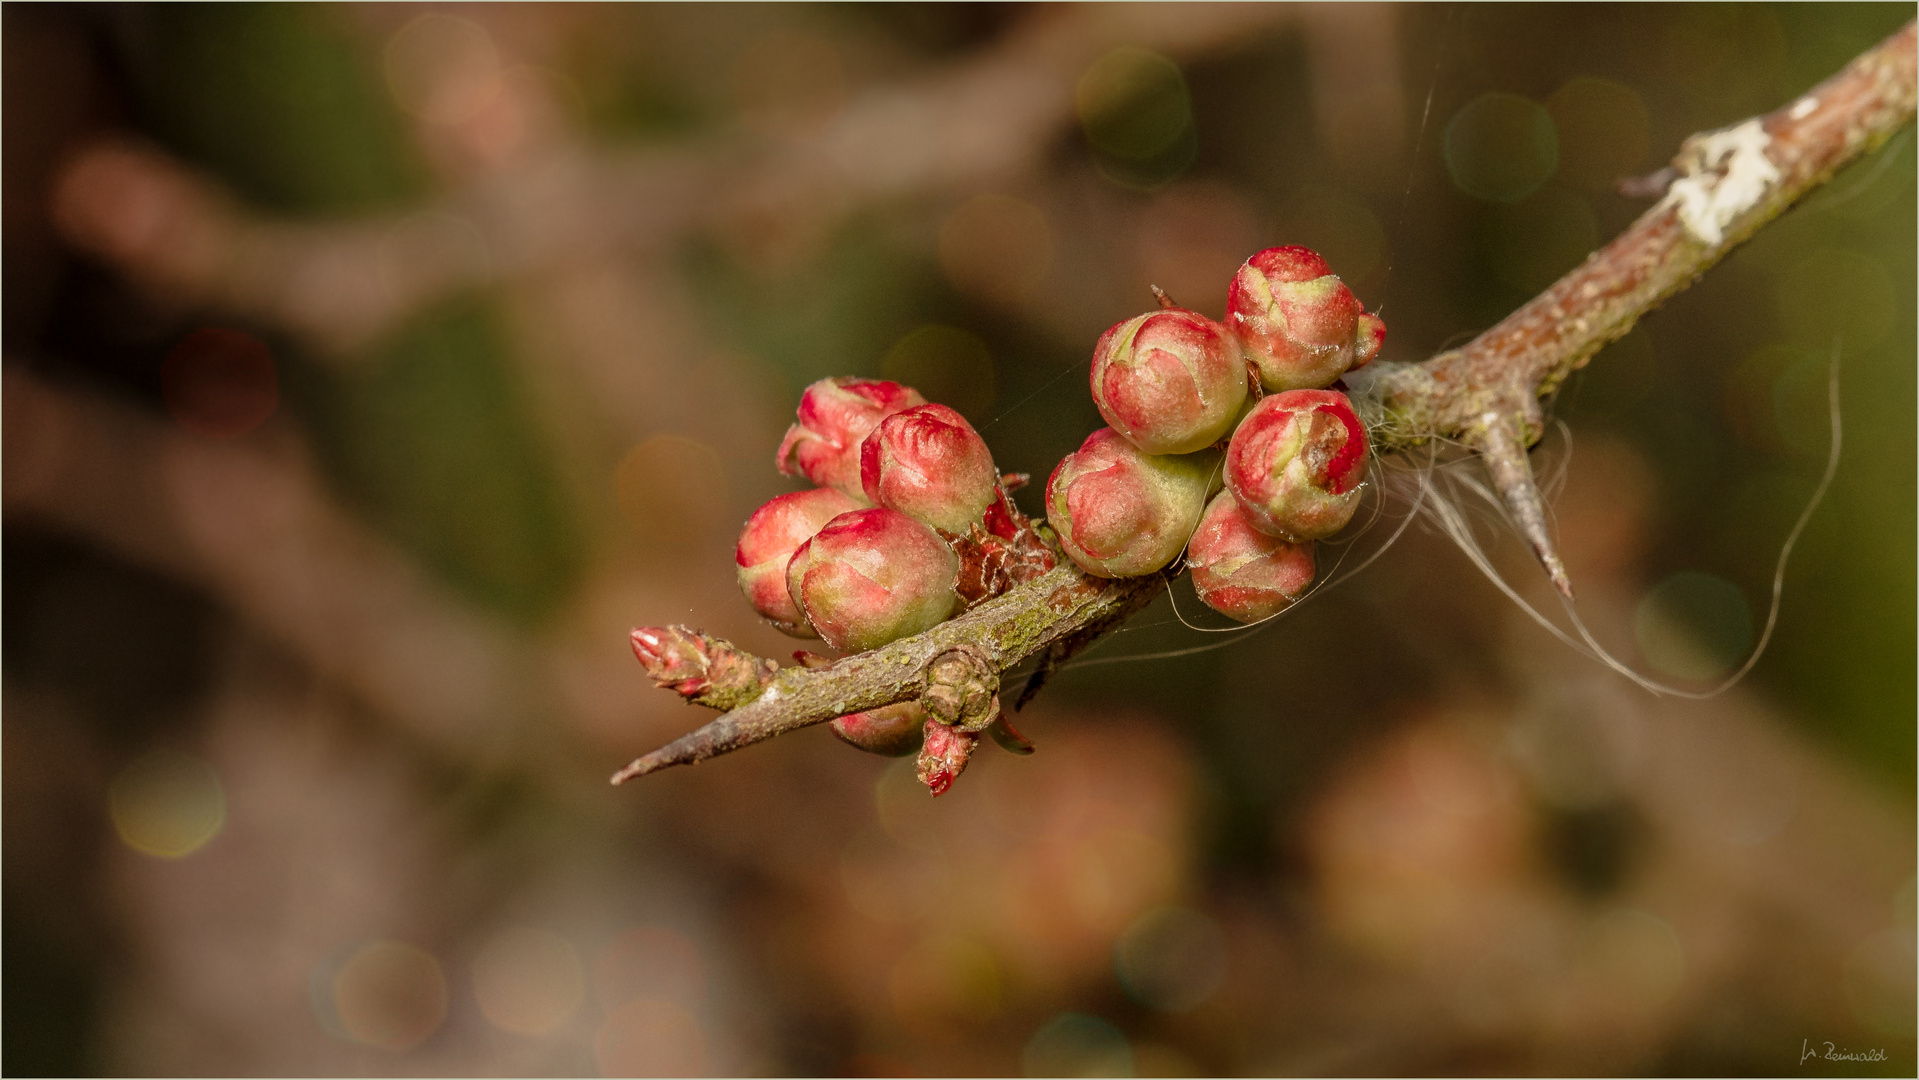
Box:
left=4, top=3, right=1913, bottom=1075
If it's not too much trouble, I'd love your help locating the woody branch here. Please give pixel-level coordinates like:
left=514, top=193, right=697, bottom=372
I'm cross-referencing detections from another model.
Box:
left=614, top=19, right=1915, bottom=785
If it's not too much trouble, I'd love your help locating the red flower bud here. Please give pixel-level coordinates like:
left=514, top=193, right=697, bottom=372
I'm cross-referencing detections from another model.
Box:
left=916, top=717, right=978, bottom=796
left=830, top=702, right=927, bottom=756
left=735, top=488, right=864, bottom=636
left=786, top=507, right=960, bottom=652
left=1224, top=389, right=1369, bottom=541
left=777, top=377, right=927, bottom=499
left=1187, top=491, right=1316, bottom=622
left=860, top=403, right=999, bottom=534
left=1045, top=428, right=1221, bottom=578
left=1090, top=308, right=1248, bottom=455
left=1226, top=246, right=1383, bottom=391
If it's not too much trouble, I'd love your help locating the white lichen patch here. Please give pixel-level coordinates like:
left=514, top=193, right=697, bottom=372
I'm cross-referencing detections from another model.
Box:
left=1658, top=119, right=1782, bottom=247
left=1789, top=95, right=1819, bottom=121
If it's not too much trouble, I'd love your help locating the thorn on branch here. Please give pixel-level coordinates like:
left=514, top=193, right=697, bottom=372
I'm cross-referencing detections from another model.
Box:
left=1473, top=411, right=1575, bottom=600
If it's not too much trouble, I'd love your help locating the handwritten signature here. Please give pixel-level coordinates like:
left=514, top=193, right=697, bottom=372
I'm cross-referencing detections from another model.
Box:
left=1801, top=1038, right=1887, bottom=1064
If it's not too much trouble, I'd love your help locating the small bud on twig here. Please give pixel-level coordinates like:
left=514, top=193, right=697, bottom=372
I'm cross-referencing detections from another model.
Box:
left=629, top=625, right=779, bottom=711
left=831, top=702, right=927, bottom=756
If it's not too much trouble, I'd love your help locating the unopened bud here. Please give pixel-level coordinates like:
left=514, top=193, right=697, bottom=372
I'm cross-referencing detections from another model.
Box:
left=1226, top=246, right=1384, bottom=391
left=1187, top=491, right=1316, bottom=622
left=1090, top=308, right=1248, bottom=455
left=860, top=403, right=999, bottom=534
left=916, top=718, right=978, bottom=796
left=1045, top=428, right=1221, bottom=578
left=1224, top=389, right=1369, bottom=541
left=1353, top=313, right=1386, bottom=369
left=830, top=702, right=927, bottom=756
left=786, top=507, right=960, bottom=652
left=777, top=377, right=927, bottom=499
left=736, top=488, right=864, bottom=635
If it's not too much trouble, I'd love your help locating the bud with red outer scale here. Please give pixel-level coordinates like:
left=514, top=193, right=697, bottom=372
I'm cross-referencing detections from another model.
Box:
left=1090, top=307, right=1248, bottom=455
left=777, top=377, right=927, bottom=500
left=1046, top=428, right=1221, bottom=579
left=1224, top=388, right=1369, bottom=541
left=735, top=487, right=864, bottom=636
left=785, top=507, right=961, bottom=652
left=860, top=403, right=999, bottom=534
left=830, top=702, right=927, bottom=756
left=1186, top=490, right=1317, bottom=622
left=1226, top=245, right=1384, bottom=391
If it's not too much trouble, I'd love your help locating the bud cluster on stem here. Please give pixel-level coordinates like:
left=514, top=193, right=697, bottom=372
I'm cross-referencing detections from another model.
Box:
left=1051, top=244, right=1377, bottom=620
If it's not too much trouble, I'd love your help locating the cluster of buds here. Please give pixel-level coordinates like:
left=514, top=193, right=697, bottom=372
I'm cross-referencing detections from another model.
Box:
left=728, top=376, right=1057, bottom=791
left=1053, top=245, right=1380, bottom=621
left=653, top=244, right=1377, bottom=797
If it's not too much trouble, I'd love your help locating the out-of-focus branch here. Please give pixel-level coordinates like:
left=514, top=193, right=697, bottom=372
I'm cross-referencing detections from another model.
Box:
left=49, top=5, right=1296, bottom=355
left=615, top=22, right=1917, bottom=784
left=1349, top=18, right=1916, bottom=594
left=2, top=369, right=536, bottom=758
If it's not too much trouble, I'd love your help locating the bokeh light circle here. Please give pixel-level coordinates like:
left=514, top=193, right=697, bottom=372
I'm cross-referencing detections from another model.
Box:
left=1443, top=93, right=1559, bottom=203
left=1633, top=571, right=1753, bottom=681
left=1113, top=906, right=1227, bottom=1012
left=1076, top=48, right=1192, bottom=161
left=595, top=997, right=706, bottom=1077
left=881, top=324, right=996, bottom=421
left=472, top=925, right=585, bottom=1036
left=161, top=327, right=278, bottom=438
left=939, top=193, right=1054, bottom=308
left=1546, top=76, right=1651, bottom=191
left=108, top=749, right=225, bottom=858
left=1023, top=1012, right=1134, bottom=1078
left=615, top=435, right=729, bottom=545
left=332, top=940, right=449, bottom=1051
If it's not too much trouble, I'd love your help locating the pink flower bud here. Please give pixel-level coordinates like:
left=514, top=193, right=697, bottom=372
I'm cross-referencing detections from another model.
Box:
left=735, top=487, right=864, bottom=636
left=1226, top=246, right=1384, bottom=391
left=776, top=377, right=927, bottom=499
left=1045, top=428, right=1221, bottom=579
left=1187, top=491, right=1316, bottom=622
left=1224, top=389, right=1369, bottom=541
left=1090, top=308, right=1248, bottom=455
left=830, top=702, right=926, bottom=756
left=786, top=507, right=960, bottom=652
left=859, top=403, right=999, bottom=534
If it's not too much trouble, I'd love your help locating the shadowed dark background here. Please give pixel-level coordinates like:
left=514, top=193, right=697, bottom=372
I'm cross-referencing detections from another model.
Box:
left=4, top=4, right=1913, bottom=1075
